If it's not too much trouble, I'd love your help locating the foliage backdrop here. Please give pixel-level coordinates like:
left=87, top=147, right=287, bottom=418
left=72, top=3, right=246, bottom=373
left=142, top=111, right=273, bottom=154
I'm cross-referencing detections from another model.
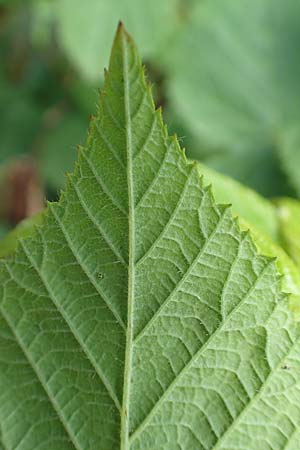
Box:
left=0, top=0, right=300, bottom=227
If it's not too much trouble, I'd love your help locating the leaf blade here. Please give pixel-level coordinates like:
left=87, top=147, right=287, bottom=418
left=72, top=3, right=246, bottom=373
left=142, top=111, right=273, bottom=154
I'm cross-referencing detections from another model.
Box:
left=1, top=24, right=300, bottom=450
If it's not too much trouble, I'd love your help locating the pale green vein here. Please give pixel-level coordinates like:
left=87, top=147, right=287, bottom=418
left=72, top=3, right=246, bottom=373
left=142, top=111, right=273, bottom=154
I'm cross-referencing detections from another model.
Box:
left=100, top=91, right=123, bottom=130
left=68, top=175, right=127, bottom=266
left=120, top=28, right=135, bottom=450
left=20, top=240, right=122, bottom=413
left=49, top=204, right=126, bottom=331
left=80, top=149, right=128, bottom=216
left=135, top=164, right=196, bottom=267
left=132, top=113, right=157, bottom=163
left=130, top=261, right=274, bottom=443
left=220, top=230, right=247, bottom=320
left=134, top=205, right=229, bottom=343
left=0, top=309, right=80, bottom=450
left=212, top=311, right=299, bottom=450
left=282, top=426, right=299, bottom=450
left=130, top=89, right=148, bottom=122
left=134, top=135, right=170, bottom=210
left=94, top=121, right=126, bottom=169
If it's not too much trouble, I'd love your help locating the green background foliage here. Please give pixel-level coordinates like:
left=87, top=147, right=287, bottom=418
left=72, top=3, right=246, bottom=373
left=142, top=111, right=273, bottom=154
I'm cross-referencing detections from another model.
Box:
left=0, top=0, right=299, bottom=203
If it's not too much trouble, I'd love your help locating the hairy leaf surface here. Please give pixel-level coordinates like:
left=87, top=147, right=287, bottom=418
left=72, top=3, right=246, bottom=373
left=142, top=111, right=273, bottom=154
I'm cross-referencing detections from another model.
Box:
left=1, top=25, right=300, bottom=450
left=197, top=164, right=300, bottom=317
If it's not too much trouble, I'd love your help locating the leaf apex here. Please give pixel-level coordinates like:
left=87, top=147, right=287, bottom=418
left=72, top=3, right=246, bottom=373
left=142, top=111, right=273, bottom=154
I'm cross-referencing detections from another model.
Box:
left=114, top=21, right=133, bottom=45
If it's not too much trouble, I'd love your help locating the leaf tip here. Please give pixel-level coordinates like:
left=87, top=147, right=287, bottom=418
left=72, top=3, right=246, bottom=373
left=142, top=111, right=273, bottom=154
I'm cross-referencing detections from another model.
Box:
left=117, top=20, right=124, bottom=31
left=115, top=20, right=133, bottom=44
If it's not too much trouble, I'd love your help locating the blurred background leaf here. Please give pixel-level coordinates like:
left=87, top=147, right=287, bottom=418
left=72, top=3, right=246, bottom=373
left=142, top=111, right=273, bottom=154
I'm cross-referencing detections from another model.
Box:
left=278, top=125, right=300, bottom=196
left=43, top=0, right=182, bottom=81
left=0, top=0, right=300, bottom=240
left=276, top=198, right=300, bottom=267
left=165, top=0, right=300, bottom=197
left=39, top=113, right=88, bottom=190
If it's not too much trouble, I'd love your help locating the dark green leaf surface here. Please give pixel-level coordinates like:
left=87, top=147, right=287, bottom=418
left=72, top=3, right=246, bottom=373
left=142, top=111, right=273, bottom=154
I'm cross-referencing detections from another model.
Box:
left=0, top=76, right=41, bottom=165
left=1, top=25, right=300, bottom=450
left=39, top=115, right=88, bottom=190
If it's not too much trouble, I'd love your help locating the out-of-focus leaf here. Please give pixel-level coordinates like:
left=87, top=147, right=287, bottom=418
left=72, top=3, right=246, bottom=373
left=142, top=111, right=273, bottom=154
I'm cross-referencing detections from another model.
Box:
left=0, top=211, right=44, bottom=258
left=276, top=198, right=300, bottom=267
left=0, top=158, right=44, bottom=224
left=0, top=1, right=21, bottom=6
left=30, top=0, right=55, bottom=48
left=166, top=0, right=300, bottom=196
left=45, top=0, right=181, bottom=81
left=68, top=79, right=98, bottom=116
left=0, top=78, right=41, bottom=164
left=278, top=125, right=300, bottom=196
left=39, top=114, right=88, bottom=189
left=239, top=216, right=300, bottom=318
left=0, top=224, right=9, bottom=241
left=197, top=163, right=278, bottom=241
left=198, top=146, right=293, bottom=198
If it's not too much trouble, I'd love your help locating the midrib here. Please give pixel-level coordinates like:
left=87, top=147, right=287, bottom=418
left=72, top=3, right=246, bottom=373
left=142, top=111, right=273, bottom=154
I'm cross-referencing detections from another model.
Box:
left=120, top=30, right=135, bottom=450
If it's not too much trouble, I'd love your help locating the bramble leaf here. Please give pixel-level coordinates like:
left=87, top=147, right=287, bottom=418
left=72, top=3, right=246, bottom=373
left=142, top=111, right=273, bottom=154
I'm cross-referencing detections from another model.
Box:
left=198, top=164, right=300, bottom=318
left=1, top=24, right=300, bottom=450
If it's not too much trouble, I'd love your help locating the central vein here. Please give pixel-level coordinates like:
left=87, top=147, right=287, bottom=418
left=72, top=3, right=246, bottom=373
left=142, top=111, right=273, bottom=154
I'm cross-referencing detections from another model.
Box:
left=120, top=28, right=135, bottom=450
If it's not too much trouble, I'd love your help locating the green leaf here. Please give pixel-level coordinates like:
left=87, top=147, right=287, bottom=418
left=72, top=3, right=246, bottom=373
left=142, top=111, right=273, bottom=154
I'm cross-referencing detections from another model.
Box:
left=197, top=163, right=278, bottom=241
left=0, top=76, right=41, bottom=165
left=276, top=198, right=300, bottom=267
left=278, top=125, right=300, bottom=196
left=0, top=212, right=44, bottom=259
left=166, top=0, right=300, bottom=196
left=0, top=224, right=10, bottom=241
left=239, top=216, right=300, bottom=319
left=39, top=114, right=88, bottom=190
left=30, top=0, right=56, bottom=49
left=1, top=24, right=300, bottom=450
left=199, top=147, right=294, bottom=199
left=41, top=0, right=181, bottom=81
left=198, top=162, right=300, bottom=318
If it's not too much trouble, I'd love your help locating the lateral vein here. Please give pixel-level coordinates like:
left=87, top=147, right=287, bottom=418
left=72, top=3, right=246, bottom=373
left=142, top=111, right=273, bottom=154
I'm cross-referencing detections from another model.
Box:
left=50, top=204, right=126, bottom=331
left=0, top=308, right=81, bottom=450
left=129, top=261, right=274, bottom=443
left=19, top=240, right=122, bottom=413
